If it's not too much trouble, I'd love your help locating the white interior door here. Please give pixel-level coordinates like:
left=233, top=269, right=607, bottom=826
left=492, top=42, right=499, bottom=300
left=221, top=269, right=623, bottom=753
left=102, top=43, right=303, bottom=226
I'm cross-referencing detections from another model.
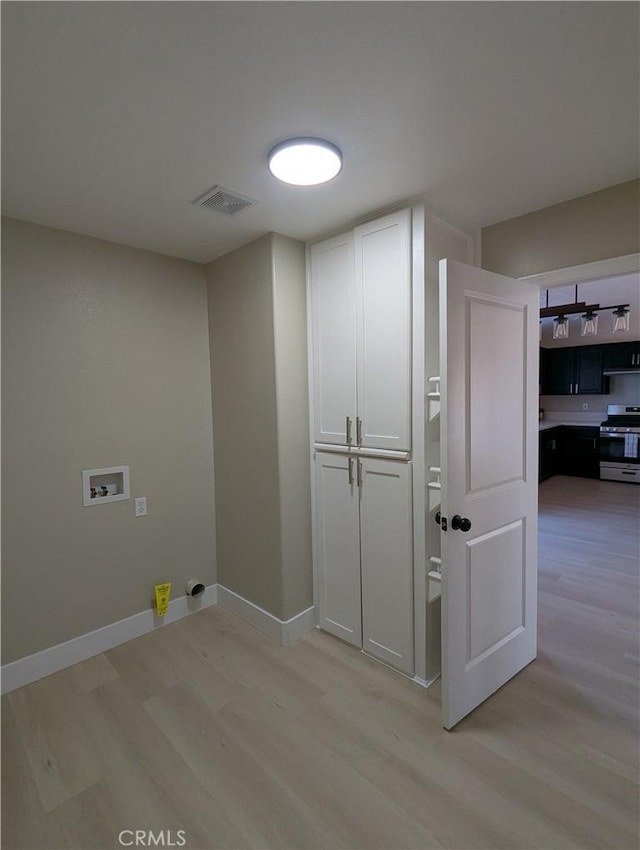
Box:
left=359, top=457, right=414, bottom=675
left=439, top=259, right=539, bottom=730
left=310, top=233, right=357, bottom=445
left=315, top=451, right=362, bottom=647
left=355, top=209, right=411, bottom=451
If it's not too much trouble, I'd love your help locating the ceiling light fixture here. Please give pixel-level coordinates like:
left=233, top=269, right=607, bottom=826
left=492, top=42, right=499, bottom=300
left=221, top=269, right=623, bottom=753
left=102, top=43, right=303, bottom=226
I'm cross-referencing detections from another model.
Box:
left=552, top=314, right=570, bottom=340
left=541, top=285, right=632, bottom=340
left=581, top=309, right=599, bottom=337
left=268, top=137, right=342, bottom=186
left=612, top=305, right=631, bottom=333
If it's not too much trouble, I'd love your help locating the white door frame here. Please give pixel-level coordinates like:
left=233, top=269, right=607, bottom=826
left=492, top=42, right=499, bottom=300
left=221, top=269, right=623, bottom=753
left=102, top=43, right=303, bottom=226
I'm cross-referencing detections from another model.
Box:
left=519, top=253, right=639, bottom=289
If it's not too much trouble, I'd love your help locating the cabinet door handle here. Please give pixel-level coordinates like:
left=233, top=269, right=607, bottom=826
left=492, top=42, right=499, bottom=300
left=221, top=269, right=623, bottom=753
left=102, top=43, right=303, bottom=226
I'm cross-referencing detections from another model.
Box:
left=357, top=459, right=363, bottom=488
left=346, top=416, right=352, bottom=445
left=356, top=417, right=363, bottom=445
left=348, top=458, right=354, bottom=486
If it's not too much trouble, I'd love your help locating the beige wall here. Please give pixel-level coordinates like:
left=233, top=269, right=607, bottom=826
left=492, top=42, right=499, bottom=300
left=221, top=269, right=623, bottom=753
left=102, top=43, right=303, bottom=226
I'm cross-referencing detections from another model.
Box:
left=482, top=180, right=640, bottom=277
left=206, top=235, right=284, bottom=616
left=272, top=235, right=313, bottom=619
left=1, top=218, right=216, bottom=664
left=206, top=233, right=312, bottom=621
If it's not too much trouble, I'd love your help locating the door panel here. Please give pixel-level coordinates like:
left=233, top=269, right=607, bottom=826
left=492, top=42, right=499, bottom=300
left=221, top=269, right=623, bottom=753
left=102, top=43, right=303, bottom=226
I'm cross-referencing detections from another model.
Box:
left=440, top=259, right=538, bottom=730
left=310, top=233, right=357, bottom=445
left=315, top=452, right=362, bottom=646
left=467, top=519, right=525, bottom=662
left=355, top=210, right=412, bottom=451
left=467, top=296, right=526, bottom=491
left=360, top=458, right=414, bottom=675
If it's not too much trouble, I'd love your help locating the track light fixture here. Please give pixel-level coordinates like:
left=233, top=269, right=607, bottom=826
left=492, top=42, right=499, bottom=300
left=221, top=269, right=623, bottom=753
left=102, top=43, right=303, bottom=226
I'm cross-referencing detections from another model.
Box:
left=540, top=285, right=631, bottom=340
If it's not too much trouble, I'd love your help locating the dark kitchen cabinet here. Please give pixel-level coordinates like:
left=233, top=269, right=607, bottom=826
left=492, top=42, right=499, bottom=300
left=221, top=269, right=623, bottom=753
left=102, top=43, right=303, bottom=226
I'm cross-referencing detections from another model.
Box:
left=541, top=346, right=610, bottom=395
left=575, top=347, right=608, bottom=393
left=539, top=347, right=548, bottom=393
left=559, top=426, right=600, bottom=479
left=543, top=348, right=574, bottom=395
left=603, top=341, right=640, bottom=370
left=539, top=427, right=561, bottom=482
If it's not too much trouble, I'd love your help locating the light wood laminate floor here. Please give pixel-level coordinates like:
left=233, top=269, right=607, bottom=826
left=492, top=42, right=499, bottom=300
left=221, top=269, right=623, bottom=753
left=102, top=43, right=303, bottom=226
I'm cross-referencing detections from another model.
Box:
left=2, top=476, right=639, bottom=849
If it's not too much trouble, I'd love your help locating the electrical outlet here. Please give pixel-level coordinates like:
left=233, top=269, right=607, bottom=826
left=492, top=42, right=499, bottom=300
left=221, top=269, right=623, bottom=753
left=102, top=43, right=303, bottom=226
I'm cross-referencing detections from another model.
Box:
left=582, top=403, right=589, bottom=410
left=135, top=496, right=147, bottom=517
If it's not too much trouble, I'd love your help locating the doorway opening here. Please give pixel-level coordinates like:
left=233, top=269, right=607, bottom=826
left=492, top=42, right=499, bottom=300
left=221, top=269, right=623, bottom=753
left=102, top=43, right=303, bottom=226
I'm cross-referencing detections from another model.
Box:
left=524, top=255, right=640, bottom=722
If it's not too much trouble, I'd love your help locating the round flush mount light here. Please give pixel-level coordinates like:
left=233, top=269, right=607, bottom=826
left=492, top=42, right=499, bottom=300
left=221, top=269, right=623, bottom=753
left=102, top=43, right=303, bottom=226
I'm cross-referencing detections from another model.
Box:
left=268, top=137, right=342, bottom=186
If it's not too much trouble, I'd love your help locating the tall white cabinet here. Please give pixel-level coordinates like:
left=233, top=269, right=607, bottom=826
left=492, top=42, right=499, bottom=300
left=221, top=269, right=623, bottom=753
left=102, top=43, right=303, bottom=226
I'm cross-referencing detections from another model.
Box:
left=309, top=208, right=414, bottom=676
left=308, top=201, right=476, bottom=684
left=310, top=210, right=412, bottom=452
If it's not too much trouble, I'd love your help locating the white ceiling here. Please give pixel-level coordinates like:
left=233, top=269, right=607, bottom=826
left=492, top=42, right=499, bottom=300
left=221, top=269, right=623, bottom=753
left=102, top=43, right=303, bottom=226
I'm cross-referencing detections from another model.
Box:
left=2, top=2, right=638, bottom=264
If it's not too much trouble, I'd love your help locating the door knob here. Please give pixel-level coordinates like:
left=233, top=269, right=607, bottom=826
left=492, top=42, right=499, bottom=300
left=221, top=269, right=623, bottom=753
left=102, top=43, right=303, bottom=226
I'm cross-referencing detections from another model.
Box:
left=451, top=515, right=472, bottom=532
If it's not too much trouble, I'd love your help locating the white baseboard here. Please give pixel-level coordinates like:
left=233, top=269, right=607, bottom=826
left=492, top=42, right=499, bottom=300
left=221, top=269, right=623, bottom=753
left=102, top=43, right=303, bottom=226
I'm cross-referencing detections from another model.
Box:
left=283, top=603, right=317, bottom=644
left=217, top=584, right=316, bottom=645
left=413, top=672, right=440, bottom=689
left=1, top=584, right=218, bottom=694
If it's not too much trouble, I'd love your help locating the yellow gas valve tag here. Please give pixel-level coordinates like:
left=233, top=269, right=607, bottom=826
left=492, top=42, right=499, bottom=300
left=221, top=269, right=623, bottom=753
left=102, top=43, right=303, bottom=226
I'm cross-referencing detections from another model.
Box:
left=154, top=582, right=172, bottom=616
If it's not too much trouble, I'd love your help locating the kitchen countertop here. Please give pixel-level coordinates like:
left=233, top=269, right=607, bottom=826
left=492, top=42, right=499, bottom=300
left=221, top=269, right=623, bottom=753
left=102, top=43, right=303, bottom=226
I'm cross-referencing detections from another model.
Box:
left=539, top=420, right=600, bottom=431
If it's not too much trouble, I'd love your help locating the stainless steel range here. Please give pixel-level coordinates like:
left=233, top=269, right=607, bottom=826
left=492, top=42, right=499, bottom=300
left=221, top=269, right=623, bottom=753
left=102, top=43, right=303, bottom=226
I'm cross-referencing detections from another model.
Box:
left=600, top=404, right=640, bottom=484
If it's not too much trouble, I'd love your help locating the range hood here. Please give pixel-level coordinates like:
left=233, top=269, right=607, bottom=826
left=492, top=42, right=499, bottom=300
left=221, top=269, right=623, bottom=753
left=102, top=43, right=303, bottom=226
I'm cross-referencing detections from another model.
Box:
left=603, top=366, right=640, bottom=376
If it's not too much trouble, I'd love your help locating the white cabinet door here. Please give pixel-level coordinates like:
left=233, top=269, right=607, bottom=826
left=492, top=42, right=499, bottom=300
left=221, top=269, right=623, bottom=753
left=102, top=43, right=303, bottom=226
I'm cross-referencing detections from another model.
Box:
left=439, top=259, right=539, bottom=729
left=355, top=210, right=412, bottom=451
left=310, top=233, right=357, bottom=446
left=359, top=457, right=414, bottom=675
left=315, top=452, right=362, bottom=647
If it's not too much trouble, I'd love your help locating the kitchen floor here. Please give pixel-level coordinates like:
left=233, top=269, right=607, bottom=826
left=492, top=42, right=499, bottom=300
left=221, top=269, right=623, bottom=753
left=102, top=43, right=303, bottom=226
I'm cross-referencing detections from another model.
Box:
left=2, top=476, right=638, bottom=849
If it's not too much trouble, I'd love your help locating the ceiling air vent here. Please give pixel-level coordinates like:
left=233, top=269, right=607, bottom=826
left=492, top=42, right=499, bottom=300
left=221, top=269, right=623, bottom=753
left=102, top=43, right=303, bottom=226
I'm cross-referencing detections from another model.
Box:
left=192, top=185, right=256, bottom=217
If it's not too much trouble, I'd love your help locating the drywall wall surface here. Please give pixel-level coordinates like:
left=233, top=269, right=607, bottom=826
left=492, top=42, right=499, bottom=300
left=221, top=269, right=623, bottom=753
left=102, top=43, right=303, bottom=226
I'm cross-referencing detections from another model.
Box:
left=271, top=234, right=313, bottom=620
left=206, top=235, right=284, bottom=618
left=1, top=217, right=216, bottom=664
left=482, top=180, right=640, bottom=278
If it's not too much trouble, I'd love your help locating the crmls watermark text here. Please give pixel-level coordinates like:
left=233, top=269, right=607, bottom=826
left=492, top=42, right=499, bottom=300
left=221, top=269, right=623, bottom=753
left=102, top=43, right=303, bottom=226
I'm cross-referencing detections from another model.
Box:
left=118, top=830, right=186, bottom=847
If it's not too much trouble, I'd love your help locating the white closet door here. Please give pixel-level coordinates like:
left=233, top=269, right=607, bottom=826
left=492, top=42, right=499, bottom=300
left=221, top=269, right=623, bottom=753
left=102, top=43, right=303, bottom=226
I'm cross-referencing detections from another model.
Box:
left=355, top=209, right=411, bottom=451
left=360, top=457, right=414, bottom=674
left=310, top=233, right=357, bottom=446
left=315, top=452, right=362, bottom=647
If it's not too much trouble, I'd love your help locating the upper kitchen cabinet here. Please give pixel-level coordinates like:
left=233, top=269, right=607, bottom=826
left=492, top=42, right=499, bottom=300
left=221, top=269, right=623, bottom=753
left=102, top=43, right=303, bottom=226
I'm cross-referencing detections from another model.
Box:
left=575, top=346, right=609, bottom=394
left=543, top=347, right=575, bottom=395
left=310, top=209, right=412, bottom=451
left=541, top=345, right=610, bottom=395
left=603, top=341, right=640, bottom=371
